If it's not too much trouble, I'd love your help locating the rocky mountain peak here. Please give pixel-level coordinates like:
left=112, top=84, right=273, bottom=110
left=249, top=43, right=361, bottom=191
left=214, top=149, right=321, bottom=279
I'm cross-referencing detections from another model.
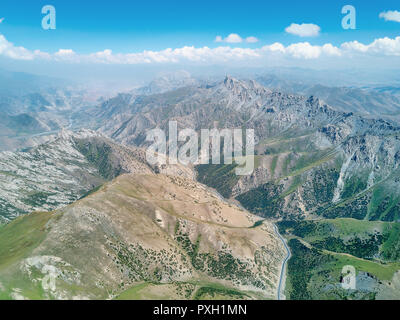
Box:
left=57, top=128, right=103, bottom=143
left=222, top=75, right=269, bottom=95
left=223, top=75, right=248, bottom=90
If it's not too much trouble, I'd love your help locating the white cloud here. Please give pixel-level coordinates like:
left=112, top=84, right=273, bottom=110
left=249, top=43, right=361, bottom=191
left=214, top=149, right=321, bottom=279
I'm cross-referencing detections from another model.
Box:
left=215, top=33, right=243, bottom=43
left=269, top=42, right=340, bottom=59
left=0, top=35, right=36, bottom=60
left=0, top=18, right=4, bottom=24
left=286, top=42, right=321, bottom=59
left=321, top=43, right=342, bottom=57
left=379, top=10, right=400, bottom=22
left=55, top=49, right=76, bottom=57
left=215, top=34, right=259, bottom=44
left=285, top=23, right=321, bottom=37
left=341, top=37, right=400, bottom=56
left=0, top=33, right=399, bottom=65
left=262, top=42, right=285, bottom=53
left=245, top=36, right=259, bottom=43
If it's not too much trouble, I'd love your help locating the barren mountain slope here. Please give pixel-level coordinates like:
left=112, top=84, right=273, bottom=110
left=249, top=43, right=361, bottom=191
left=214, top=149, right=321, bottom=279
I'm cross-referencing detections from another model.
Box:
left=0, top=173, right=285, bottom=300
left=0, top=129, right=192, bottom=223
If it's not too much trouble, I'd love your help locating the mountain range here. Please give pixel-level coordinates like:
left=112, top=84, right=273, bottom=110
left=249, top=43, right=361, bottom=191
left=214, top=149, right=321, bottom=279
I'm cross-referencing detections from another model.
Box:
left=80, top=76, right=400, bottom=223
left=1, top=71, right=400, bottom=299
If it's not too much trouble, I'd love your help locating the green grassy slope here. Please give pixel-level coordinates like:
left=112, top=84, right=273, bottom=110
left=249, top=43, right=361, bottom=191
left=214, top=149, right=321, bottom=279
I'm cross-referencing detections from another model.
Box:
left=279, top=219, right=400, bottom=300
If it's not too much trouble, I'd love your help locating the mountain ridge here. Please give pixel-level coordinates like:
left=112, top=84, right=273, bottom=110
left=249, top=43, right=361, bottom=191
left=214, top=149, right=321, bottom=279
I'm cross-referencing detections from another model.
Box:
left=80, top=76, right=400, bottom=222
left=0, top=173, right=286, bottom=300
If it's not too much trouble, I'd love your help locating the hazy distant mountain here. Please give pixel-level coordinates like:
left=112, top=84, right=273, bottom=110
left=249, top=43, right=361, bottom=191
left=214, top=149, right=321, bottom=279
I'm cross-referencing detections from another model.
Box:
left=133, top=70, right=200, bottom=96
left=0, top=69, right=106, bottom=151
left=371, top=86, right=400, bottom=97
left=0, top=69, right=66, bottom=96
left=256, top=75, right=400, bottom=117
left=255, top=67, right=400, bottom=88
left=304, top=85, right=400, bottom=115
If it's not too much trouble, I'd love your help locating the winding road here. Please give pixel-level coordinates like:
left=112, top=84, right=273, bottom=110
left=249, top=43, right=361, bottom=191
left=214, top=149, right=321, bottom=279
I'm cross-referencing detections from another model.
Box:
left=24, top=114, right=75, bottom=138
left=203, top=185, right=292, bottom=300
left=273, top=223, right=291, bottom=300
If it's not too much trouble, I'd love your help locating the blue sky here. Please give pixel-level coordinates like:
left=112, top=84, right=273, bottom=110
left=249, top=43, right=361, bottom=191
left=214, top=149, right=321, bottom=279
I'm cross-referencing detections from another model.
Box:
left=0, top=0, right=399, bottom=53
left=0, top=0, right=399, bottom=82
